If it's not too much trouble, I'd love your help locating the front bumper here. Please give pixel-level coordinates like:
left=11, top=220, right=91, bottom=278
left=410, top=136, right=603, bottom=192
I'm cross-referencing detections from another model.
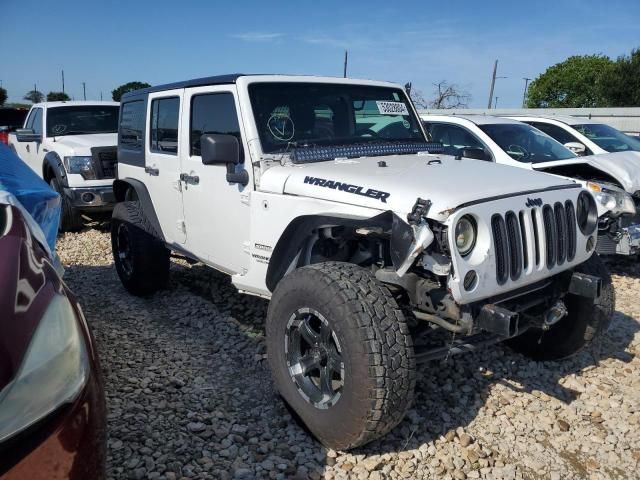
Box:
left=63, top=186, right=115, bottom=212
left=597, top=223, right=640, bottom=256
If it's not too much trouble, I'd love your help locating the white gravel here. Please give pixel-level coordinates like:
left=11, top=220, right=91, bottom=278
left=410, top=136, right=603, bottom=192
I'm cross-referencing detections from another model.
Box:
left=58, top=228, right=640, bottom=480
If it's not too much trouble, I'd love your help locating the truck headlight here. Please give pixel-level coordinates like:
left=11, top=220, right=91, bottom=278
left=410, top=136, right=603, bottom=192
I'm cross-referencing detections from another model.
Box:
left=587, top=182, right=636, bottom=216
left=455, top=215, right=476, bottom=256
left=63, top=156, right=97, bottom=180
left=0, top=294, right=89, bottom=442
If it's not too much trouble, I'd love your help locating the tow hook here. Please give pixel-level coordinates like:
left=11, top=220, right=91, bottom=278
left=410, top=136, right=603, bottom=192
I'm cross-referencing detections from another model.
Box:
left=543, top=301, right=568, bottom=330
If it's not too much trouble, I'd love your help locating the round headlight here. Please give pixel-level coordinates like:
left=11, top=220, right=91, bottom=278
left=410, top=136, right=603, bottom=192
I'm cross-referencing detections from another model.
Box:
left=576, top=191, right=598, bottom=235
left=455, top=215, right=476, bottom=256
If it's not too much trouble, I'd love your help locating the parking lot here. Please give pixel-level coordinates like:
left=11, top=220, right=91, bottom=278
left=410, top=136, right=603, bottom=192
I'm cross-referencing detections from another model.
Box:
left=57, top=227, right=640, bottom=480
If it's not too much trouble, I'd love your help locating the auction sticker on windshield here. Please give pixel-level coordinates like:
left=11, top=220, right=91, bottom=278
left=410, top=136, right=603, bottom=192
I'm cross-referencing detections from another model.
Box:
left=376, top=101, right=409, bottom=116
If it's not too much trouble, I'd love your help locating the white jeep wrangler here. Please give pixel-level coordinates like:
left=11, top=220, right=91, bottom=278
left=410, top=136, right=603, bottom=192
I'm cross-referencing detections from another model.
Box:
left=8, top=101, right=120, bottom=231
left=110, top=75, right=613, bottom=450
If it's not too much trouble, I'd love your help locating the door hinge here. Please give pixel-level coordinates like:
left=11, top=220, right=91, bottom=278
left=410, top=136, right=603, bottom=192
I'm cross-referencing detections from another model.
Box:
left=179, top=173, right=199, bottom=185
left=178, top=220, right=186, bottom=234
left=243, top=241, right=251, bottom=254
left=240, top=193, right=250, bottom=205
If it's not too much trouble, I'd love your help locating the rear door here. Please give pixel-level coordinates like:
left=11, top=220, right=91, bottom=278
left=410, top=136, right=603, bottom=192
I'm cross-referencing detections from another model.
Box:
left=143, top=90, right=186, bottom=244
left=179, top=86, right=251, bottom=273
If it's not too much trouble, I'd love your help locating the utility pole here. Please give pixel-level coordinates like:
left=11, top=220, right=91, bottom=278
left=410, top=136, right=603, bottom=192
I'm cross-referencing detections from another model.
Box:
left=100, top=91, right=103, bottom=101
left=62, top=70, right=65, bottom=93
left=522, top=77, right=532, bottom=108
left=343, top=50, right=348, bottom=78
left=82, top=82, right=86, bottom=100
left=487, top=60, right=498, bottom=109
left=494, top=96, right=499, bottom=109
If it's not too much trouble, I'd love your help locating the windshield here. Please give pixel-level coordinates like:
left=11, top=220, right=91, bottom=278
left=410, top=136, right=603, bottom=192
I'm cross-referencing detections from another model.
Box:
left=248, top=82, right=426, bottom=154
left=479, top=123, right=576, bottom=163
left=573, top=123, right=640, bottom=153
left=46, top=106, right=119, bottom=136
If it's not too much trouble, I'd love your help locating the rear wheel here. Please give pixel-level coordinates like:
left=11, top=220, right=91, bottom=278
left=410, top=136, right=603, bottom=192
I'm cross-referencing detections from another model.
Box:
left=266, top=262, right=416, bottom=450
left=50, top=177, right=83, bottom=232
left=111, top=202, right=170, bottom=296
left=508, top=254, right=614, bottom=360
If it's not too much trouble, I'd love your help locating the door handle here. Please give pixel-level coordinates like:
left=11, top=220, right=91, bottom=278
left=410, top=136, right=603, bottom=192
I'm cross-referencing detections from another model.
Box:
left=145, top=166, right=160, bottom=176
left=179, top=173, right=200, bottom=185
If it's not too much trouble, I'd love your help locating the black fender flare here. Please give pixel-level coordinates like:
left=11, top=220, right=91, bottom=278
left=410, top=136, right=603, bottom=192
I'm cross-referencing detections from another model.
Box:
left=42, top=152, right=67, bottom=186
left=112, top=178, right=165, bottom=242
left=265, top=211, right=395, bottom=292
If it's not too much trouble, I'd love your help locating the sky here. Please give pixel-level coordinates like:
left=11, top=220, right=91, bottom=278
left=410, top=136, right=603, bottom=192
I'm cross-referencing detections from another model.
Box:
left=1, top=0, right=639, bottom=108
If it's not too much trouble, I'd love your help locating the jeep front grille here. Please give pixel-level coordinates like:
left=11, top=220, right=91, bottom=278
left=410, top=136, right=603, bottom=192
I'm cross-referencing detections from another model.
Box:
left=491, top=201, right=577, bottom=284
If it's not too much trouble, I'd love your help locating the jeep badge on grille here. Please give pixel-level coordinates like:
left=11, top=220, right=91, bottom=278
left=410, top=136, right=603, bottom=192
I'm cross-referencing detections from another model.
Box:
left=525, top=197, right=543, bottom=207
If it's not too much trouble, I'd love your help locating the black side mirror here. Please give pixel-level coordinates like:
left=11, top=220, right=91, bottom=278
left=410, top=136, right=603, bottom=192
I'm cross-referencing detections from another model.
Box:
left=15, top=128, right=41, bottom=143
left=200, top=133, right=248, bottom=185
left=461, top=147, right=490, bottom=161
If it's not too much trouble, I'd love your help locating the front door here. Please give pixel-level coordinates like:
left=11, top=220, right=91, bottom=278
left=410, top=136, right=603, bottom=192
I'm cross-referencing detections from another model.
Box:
left=14, top=107, right=44, bottom=175
left=179, top=86, right=251, bottom=274
left=143, top=90, right=186, bottom=244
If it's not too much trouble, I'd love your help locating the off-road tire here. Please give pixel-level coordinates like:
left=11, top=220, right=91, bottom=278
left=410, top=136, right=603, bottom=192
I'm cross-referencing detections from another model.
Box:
left=50, top=177, right=83, bottom=232
left=266, top=262, right=416, bottom=450
left=508, top=254, right=614, bottom=360
left=111, top=201, right=169, bottom=296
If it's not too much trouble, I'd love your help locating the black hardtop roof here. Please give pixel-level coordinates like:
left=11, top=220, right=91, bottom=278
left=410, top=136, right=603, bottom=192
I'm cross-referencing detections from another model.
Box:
left=121, top=74, right=246, bottom=100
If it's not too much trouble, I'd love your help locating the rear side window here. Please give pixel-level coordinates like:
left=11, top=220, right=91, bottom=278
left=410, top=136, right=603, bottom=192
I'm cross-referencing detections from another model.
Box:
left=120, top=100, right=145, bottom=151
left=150, top=97, right=179, bottom=155
left=190, top=93, right=241, bottom=157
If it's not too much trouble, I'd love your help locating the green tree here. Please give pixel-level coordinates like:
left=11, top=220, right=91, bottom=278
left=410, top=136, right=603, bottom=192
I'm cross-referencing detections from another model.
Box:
left=0, top=87, right=7, bottom=106
left=111, top=81, right=151, bottom=102
left=47, top=91, right=71, bottom=101
left=24, top=89, right=44, bottom=104
left=602, top=48, right=640, bottom=107
left=526, top=55, right=614, bottom=108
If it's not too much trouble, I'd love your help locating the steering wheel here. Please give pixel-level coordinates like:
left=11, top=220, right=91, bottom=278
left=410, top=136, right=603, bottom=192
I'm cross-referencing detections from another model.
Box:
left=361, top=129, right=381, bottom=138
left=507, top=144, right=529, bottom=159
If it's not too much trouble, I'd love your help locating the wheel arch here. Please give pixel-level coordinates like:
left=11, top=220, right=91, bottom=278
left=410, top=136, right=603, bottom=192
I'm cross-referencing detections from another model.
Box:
left=265, top=211, right=394, bottom=292
left=112, top=178, right=165, bottom=242
left=42, top=152, right=66, bottom=185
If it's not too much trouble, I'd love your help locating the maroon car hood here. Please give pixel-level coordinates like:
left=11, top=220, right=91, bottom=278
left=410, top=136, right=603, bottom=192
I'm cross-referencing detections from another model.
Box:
left=0, top=204, right=60, bottom=391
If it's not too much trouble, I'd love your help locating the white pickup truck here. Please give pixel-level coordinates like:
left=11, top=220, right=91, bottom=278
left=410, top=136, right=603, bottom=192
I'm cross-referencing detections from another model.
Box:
left=8, top=101, right=120, bottom=231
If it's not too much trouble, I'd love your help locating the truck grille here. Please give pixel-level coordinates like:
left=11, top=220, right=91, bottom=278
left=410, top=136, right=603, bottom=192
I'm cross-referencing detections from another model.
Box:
left=90, top=147, right=117, bottom=179
left=491, top=201, right=577, bottom=284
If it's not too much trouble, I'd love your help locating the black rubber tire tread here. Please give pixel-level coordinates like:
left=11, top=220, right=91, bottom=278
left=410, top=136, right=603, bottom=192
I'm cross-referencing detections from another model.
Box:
left=50, top=177, right=83, bottom=232
left=508, top=254, right=614, bottom=360
left=266, top=262, right=416, bottom=450
left=111, top=201, right=169, bottom=296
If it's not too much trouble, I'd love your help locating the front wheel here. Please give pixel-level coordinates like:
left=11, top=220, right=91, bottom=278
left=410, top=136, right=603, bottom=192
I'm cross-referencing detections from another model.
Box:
left=508, top=254, right=614, bottom=360
left=266, top=262, right=416, bottom=450
left=50, top=177, right=83, bottom=232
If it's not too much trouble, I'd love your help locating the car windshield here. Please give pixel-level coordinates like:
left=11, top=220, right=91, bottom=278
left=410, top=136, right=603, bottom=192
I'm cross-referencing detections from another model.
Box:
left=248, top=82, right=426, bottom=154
left=46, top=106, right=119, bottom=136
left=573, top=123, right=640, bottom=153
left=479, top=123, right=576, bottom=163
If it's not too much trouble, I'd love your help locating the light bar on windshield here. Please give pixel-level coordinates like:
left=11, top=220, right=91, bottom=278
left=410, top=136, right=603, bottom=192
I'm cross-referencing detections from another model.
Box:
left=291, top=142, right=444, bottom=164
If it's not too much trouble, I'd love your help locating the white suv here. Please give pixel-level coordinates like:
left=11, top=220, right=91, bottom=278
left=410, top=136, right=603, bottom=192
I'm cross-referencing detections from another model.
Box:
left=110, top=75, right=613, bottom=450
left=9, top=101, right=119, bottom=231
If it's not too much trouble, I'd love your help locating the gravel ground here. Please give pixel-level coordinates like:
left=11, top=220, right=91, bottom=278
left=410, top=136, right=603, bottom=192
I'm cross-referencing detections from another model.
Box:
left=57, top=228, right=640, bottom=480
